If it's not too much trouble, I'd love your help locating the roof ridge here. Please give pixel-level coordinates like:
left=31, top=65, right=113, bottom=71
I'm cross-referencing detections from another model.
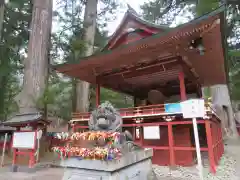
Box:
left=126, top=4, right=169, bottom=29
left=127, top=4, right=139, bottom=16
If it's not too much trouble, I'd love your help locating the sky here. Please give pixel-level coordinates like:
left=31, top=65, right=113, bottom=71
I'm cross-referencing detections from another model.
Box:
left=106, top=0, right=193, bottom=34
left=52, top=0, right=147, bottom=34
left=53, top=0, right=194, bottom=35
left=106, top=0, right=146, bottom=34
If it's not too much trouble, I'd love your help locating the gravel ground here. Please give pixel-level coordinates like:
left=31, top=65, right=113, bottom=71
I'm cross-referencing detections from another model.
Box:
left=0, top=140, right=240, bottom=180
left=151, top=139, right=240, bottom=180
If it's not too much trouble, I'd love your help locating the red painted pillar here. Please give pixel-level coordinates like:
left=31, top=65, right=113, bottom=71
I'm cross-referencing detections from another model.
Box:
left=213, top=123, right=218, bottom=165
left=12, top=149, right=17, bottom=165
left=29, top=151, right=35, bottom=168
left=133, top=127, right=136, bottom=141
left=205, top=121, right=216, bottom=173
left=72, top=124, right=75, bottom=132
left=168, top=123, right=175, bottom=165
left=217, top=124, right=220, bottom=163
left=178, top=72, right=187, bottom=101
left=219, top=125, right=224, bottom=156
left=140, top=126, right=144, bottom=146
left=12, top=127, right=21, bottom=166
left=96, top=84, right=100, bottom=107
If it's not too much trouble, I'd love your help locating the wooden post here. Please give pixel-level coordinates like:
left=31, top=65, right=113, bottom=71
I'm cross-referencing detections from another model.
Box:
left=178, top=72, right=187, bottom=101
left=168, top=123, right=175, bottom=166
left=96, top=83, right=100, bottom=107
left=205, top=121, right=216, bottom=173
left=0, top=133, right=8, bottom=167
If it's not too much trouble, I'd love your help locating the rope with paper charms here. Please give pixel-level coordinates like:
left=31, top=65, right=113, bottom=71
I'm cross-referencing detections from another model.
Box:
left=52, top=131, right=122, bottom=161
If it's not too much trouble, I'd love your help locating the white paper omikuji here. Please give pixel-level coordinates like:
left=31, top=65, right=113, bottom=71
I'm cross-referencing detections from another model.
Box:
left=151, top=151, right=238, bottom=180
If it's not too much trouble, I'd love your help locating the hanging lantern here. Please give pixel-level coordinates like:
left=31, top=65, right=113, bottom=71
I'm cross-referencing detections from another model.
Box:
left=197, top=44, right=205, bottom=55
left=136, top=127, right=140, bottom=139
left=189, top=37, right=205, bottom=55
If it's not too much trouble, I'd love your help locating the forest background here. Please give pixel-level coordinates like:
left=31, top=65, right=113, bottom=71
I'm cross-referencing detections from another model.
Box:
left=0, top=0, right=239, bottom=126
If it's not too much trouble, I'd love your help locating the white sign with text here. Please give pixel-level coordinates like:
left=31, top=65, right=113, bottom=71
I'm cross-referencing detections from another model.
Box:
left=143, top=126, right=160, bottom=139
left=181, top=99, right=205, bottom=118
left=12, top=132, right=35, bottom=149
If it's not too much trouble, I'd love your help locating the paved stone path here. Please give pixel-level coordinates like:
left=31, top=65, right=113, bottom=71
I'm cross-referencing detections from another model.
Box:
left=0, top=168, right=63, bottom=180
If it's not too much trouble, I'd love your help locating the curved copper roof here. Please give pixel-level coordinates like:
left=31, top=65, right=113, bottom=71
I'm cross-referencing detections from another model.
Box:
left=54, top=6, right=227, bottom=96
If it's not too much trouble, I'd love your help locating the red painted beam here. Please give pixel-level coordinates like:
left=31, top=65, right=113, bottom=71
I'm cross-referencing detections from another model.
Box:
left=173, top=147, right=208, bottom=151
left=140, top=146, right=169, bottom=150
left=73, top=120, right=206, bottom=130
left=98, top=56, right=178, bottom=77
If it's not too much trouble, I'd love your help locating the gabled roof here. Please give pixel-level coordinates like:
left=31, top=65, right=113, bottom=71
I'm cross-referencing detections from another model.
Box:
left=1, top=112, right=50, bottom=127
left=0, top=126, right=16, bottom=132
left=103, top=5, right=169, bottom=51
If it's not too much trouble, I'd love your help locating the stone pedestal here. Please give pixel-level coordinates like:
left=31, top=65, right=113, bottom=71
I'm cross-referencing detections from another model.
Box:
left=60, top=149, right=153, bottom=180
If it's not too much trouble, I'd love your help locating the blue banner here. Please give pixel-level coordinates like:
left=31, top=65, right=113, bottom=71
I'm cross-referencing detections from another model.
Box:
left=164, top=103, right=181, bottom=113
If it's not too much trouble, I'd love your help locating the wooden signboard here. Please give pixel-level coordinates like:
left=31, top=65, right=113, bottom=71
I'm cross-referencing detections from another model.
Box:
left=12, top=132, right=36, bottom=149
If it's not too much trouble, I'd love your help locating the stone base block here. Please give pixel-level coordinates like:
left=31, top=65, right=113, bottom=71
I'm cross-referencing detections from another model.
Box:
left=61, top=149, right=153, bottom=180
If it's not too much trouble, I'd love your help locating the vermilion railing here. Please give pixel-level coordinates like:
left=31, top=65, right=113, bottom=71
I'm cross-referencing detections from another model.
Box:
left=71, top=102, right=213, bottom=122
left=71, top=104, right=172, bottom=122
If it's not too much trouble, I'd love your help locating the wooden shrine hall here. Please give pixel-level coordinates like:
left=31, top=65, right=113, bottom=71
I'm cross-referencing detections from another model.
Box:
left=54, top=6, right=227, bottom=173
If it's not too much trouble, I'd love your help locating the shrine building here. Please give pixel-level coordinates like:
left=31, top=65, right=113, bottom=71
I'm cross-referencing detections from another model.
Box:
left=54, top=6, right=227, bottom=173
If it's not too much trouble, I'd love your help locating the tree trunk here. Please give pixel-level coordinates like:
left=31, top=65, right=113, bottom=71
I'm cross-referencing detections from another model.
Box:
left=210, top=84, right=239, bottom=138
left=0, top=1, right=6, bottom=120
left=15, top=0, right=52, bottom=114
left=76, top=0, right=98, bottom=112
left=72, top=78, right=77, bottom=112
left=0, top=0, right=5, bottom=41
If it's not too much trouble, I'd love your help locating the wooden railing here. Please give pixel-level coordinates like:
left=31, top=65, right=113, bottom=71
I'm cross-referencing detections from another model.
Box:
left=71, top=102, right=213, bottom=123
left=71, top=103, right=183, bottom=122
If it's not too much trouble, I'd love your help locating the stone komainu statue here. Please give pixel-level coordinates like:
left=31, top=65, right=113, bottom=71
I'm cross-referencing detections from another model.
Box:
left=89, top=101, right=122, bottom=132
left=88, top=101, right=134, bottom=142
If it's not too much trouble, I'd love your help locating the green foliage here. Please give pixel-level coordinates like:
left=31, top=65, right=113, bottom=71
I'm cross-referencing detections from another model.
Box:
left=228, top=51, right=240, bottom=100
left=140, top=0, right=196, bottom=25
left=229, top=50, right=240, bottom=57
left=36, top=73, right=73, bottom=120
left=89, top=87, right=133, bottom=111
left=0, top=0, right=32, bottom=120
left=100, top=88, right=133, bottom=108
left=47, top=0, right=129, bottom=120
left=196, top=0, right=219, bottom=16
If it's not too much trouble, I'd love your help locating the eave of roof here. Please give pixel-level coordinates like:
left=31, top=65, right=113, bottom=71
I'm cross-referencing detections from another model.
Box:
left=53, top=5, right=225, bottom=72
